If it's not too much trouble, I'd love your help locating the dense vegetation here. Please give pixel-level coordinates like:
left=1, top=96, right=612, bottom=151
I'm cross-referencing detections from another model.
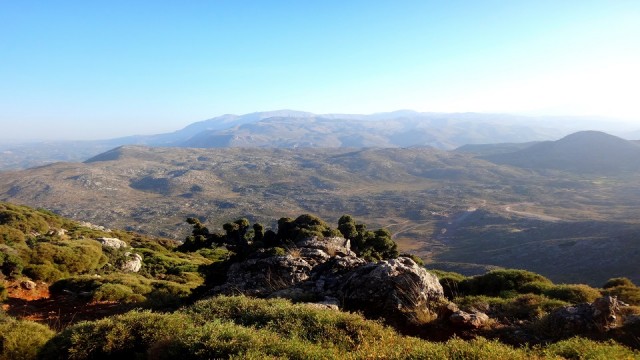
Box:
left=1, top=202, right=640, bottom=359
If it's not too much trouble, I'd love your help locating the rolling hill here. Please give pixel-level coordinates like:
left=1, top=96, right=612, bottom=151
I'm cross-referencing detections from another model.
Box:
left=1, top=141, right=640, bottom=285
left=483, top=131, right=640, bottom=173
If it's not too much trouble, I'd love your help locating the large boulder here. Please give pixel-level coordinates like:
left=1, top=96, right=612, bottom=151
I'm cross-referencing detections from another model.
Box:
left=215, top=254, right=313, bottom=297
left=337, top=257, right=445, bottom=326
left=118, top=252, right=143, bottom=272
left=549, top=296, right=622, bottom=333
left=210, top=237, right=446, bottom=326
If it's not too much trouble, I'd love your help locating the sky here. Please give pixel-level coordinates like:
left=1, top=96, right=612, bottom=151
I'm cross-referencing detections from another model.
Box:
left=1, top=0, right=640, bottom=140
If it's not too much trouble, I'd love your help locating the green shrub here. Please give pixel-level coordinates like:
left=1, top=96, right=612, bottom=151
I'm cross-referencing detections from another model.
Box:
left=183, top=295, right=391, bottom=351
left=91, top=283, right=145, bottom=303
left=0, top=252, right=24, bottom=277
left=39, top=311, right=193, bottom=360
left=460, top=269, right=552, bottom=297
left=543, top=284, right=602, bottom=303
left=0, top=318, right=55, bottom=360
left=603, top=277, right=636, bottom=289
left=456, top=294, right=568, bottom=321
left=539, top=336, right=638, bottom=359
left=519, top=280, right=554, bottom=295
left=23, top=264, right=65, bottom=283
left=603, top=285, right=640, bottom=306
left=0, top=225, right=25, bottom=245
left=0, top=283, right=6, bottom=302
left=430, top=269, right=467, bottom=299
left=30, top=240, right=106, bottom=275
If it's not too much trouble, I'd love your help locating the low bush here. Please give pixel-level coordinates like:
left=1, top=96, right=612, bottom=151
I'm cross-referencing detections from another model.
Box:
left=603, top=285, right=640, bottom=306
left=183, top=295, right=391, bottom=351
left=460, top=269, right=552, bottom=297
left=539, top=336, right=638, bottom=359
left=0, top=317, right=55, bottom=360
left=0, top=252, right=24, bottom=277
left=91, top=283, right=145, bottom=303
left=543, top=284, right=602, bottom=303
left=429, top=269, right=467, bottom=299
left=456, top=294, right=567, bottom=321
left=603, top=277, right=636, bottom=289
left=23, top=263, right=65, bottom=283
left=0, top=283, right=6, bottom=302
left=38, top=311, right=192, bottom=360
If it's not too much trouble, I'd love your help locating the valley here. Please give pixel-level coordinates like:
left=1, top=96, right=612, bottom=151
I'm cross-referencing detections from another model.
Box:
left=1, top=134, right=639, bottom=285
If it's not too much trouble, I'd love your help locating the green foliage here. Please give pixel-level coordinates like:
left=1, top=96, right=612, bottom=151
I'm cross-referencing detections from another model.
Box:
left=50, top=272, right=200, bottom=309
left=183, top=295, right=392, bottom=351
left=603, top=277, right=636, bottom=289
left=603, top=285, right=640, bottom=306
left=29, top=239, right=105, bottom=275
left=0, top=225, right=25, bottom=245
left=456, top=294, right=568, bottom=321
left=460, top=269, right=553, bottom=297
left=277, top=214, right=341, bottom=242
left=38, top=311, right=193, bottom=360
left=0, top=317, right=55, bottom=360
left=36, top=295, right=640, bottom=359
left=0, top=283, right=7, bottom=302
left=91, top=283, right=145, bottom=303
left=543, top=284, right=602, bottom=303
left=430, top=269, right=467, bottom=299
left=0, top=252, right=24, bottom=277
left=539, top=337, right=639, bottom=359
left=23, top=263, right=65, bottom=282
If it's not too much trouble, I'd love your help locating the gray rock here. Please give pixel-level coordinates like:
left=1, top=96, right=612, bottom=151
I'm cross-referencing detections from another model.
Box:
left=297, top=236, right=355, bottom=257
left=47, top=228, right=67, bottom=237
left=549, top=296, right=622, bottom=333
left=337, top=257, right=445, bottom=326
left=21, top=280, right=37, bottom=290
left=119, top=252, right=142, bottom=272
left=215, top=255, right=313, bottom=297
left=97, top=237, right=128, bottom=249
left=450, top=310, right=490, bottom=329
left=210, top=237, right=446, bottom=326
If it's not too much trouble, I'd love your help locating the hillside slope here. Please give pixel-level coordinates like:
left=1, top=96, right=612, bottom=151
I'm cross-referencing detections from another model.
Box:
left=484, top=131, right=640, bottom=173
left=2, top=146, right=640, bottom=284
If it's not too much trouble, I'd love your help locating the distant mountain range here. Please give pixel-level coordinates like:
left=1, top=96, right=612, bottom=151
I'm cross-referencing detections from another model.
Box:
left=2, top=110, right=637, bottom=170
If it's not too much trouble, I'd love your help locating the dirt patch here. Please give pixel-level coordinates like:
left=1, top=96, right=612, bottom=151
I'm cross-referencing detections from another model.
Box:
left=3, top=280, right=133, bottom=329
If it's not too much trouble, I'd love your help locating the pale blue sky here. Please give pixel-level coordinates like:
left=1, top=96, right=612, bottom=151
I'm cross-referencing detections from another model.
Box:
left=1, top=1, right=639, bottom=140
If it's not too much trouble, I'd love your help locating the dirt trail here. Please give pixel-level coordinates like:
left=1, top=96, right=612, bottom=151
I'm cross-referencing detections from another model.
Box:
left=503, top=202, right=562, bottom=221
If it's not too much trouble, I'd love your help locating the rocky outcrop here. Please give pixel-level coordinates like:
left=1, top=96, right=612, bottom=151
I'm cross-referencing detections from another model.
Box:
left=97, top=237, right=128, bottom=249
left=216, top=254, right=313, bottom=297
left=211, top=236, right=445, bottom=326
left=337, top=257, right=445, bottom=326
left=549, top=296, right=622, bottom=333
left=450, top=310, right=490, bottom=329
left=118, top=252, right=142, bottom=272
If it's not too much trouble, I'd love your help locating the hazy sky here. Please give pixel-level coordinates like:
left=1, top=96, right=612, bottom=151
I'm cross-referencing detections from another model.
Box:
left=1, top=1, right=639, bottom=140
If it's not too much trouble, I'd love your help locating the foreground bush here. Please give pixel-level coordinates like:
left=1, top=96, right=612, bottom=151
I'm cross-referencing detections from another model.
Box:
left=0, top=283, right=6, bottom=302
left=459, top=269, right=553, bottom=297
left=36, top=296, right=640, bottom=359
left=539, top=336, right=638, bottom=359
left=0, top=317, right=55, bottom=360
left=456, top=294, right=568, bottom=321
left=542, top=284, right=602, bottom=303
